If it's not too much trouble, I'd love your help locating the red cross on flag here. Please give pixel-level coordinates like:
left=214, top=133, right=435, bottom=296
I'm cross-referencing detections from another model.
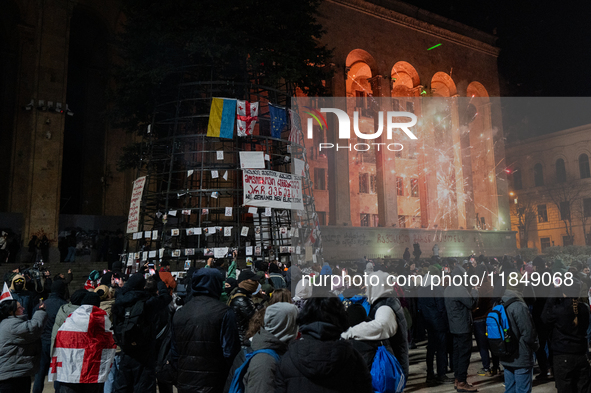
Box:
left=48, top=305, right=116, bottom=383
left=237, top=100, right=259, bottom=137
left=0, top=282, right=13, bottom=302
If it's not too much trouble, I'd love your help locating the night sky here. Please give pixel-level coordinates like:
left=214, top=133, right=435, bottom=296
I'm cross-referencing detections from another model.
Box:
left=401, top=0, right=591, bottom=140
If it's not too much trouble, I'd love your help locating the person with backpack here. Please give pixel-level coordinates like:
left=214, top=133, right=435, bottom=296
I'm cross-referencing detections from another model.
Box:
left=498, top=277, right=539, bottom=393
left=112, top=272, right=172, bottom=393
left=172, top=268, right=240, bottom=393
left=275, top=296, right=373, bottom=393
left=342, top=270, right=409, bottom=379
left=224, top=303, right=299, bottom=393
left=444, top=263, right=479, bottom=392
left=541, top=279, right=590, bottom=393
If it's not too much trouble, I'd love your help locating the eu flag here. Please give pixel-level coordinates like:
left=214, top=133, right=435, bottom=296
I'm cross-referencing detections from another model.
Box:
left=269, top=104, right=287, bottom=138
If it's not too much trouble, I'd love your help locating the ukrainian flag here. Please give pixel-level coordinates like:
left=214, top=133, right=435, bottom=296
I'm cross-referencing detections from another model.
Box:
left=207, top=98, right=237, bottom=139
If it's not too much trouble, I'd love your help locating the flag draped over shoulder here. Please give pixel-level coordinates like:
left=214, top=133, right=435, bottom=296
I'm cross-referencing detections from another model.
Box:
left=48, top=305, right=116, bottom=384
left=207, top=98, right=237, bottom=139
left=269, top=104, right=287, bottom=139
left=237, top=100, right=259, bottom=137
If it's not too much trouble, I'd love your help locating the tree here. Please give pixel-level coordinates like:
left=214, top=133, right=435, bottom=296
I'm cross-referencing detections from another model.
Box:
left=112, top=0, right=333, bottom=137
left=544, top=175, right=585, bottom=245
left=572, top=196, right=591, bottom=245
left=511, top=192, right=538, bottom=248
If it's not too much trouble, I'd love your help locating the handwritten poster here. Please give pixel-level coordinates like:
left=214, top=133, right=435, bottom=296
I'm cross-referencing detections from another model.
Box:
left=242, top=169, right=304, bottom=210
left=126, top=176, right=147, bottom=233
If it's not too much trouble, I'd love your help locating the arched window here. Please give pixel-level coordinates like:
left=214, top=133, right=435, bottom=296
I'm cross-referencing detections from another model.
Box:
left=534, top=164, right=544, bottom=187
left=579, top=154, right=590, bottom=179
left=556, top=159, right=566, bottom=183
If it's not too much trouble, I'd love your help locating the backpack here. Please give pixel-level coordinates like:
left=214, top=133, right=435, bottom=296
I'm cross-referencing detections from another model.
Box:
left=486, top=298, right=520, bottom=357
left=370, top=345, right=406, bottom=393
left=113, top=298, right=151, bottom=351
left=228, top=349, right=280, bottom=393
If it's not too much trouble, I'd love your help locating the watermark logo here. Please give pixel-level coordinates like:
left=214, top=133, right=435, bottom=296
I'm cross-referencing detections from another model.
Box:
left=305, top=108, right=418, bottom=152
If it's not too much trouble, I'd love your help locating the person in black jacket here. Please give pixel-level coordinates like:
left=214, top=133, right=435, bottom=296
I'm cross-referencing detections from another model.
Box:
left=172, top=268, right=240, bottom=393
left=531, top=256, right=553, bottom=380
left=541, top=279, right=591, bottom=393
left=418, top=265, right=454, bottom=384
left=31, top=280, right=68, bottom=393
left=276, top=296, right=373, bottom=393
left=228, top=270, right=260, bottom=344
left=112, top=272, right=172, bottom=393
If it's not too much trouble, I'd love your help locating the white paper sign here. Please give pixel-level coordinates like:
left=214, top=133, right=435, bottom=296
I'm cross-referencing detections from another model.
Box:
left=149, top=251, right=157, bottom=258
left=128, top=253, right=134, bottom=266
left=246, top=246, right=253, bottom=256
left=239, top=151, right=265, bottom=169
left=242, top=169, right=304, bottom=210
left=144, top=231, right=151, bottom=238
left=126, top=176, right=147, bottom=233
left=187, top=170, right=194, bottom=177
left=217, top=151, right=224, bottom=160
left=194, top=227, right=202, bottom=235
left=142, top=252, right=148, bottom=261
left=182, top=210, right=191, bottom=215
left=225, top=207, right=232, bottom=217
left=159, top=248, right=165, bottom=258
left=265, top=208, right=272, bottom=217
left=264, top=154, right=270, bottom=161
left=241, top=227, right=249, bottom=236
left=214, top=247, right=229, bottom=258
left=293, top=158, right=306, bottom=177
left=207, top=226, right=216, bottom=235
left=168, top=210, right=177, bottom=216
left=224, top=227, right=232, bottom=236
left=152, top=230, right=158, bottom=240
left=211, top=170, right=219, bottom=179
left=248, top=207, right=258, bottom=214
left=223, top=171, right=228, bottom=180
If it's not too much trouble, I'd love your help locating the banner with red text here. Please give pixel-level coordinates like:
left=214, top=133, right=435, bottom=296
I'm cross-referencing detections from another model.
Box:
left=126, top=176, right=147, bottom=233
left=243, top=169, right=304, bottom=210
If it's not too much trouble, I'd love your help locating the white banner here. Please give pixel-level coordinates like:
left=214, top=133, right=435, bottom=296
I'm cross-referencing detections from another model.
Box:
left=239, top=151, right=265, bottom=169
left=126, top=176, right=147, bottom=233
left=243, top=169, right=304, bottom=210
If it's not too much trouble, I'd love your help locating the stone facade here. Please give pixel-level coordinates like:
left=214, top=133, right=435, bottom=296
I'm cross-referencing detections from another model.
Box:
left=505, top=124, right=591, bottom=251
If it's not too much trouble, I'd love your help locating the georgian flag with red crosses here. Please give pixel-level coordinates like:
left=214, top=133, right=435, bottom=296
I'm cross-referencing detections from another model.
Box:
left=237, top=100, right=259, bottom=137
left=48, top=305, right=116, bottom=383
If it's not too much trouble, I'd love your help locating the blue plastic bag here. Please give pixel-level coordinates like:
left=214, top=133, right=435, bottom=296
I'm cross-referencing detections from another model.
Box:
left=229, top=349, right=280, bottom=393
left=370, top=346, right=406, bottom=393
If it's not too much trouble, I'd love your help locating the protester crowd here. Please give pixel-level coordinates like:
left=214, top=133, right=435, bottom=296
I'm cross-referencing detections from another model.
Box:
left=0, top=251, right=590, bottom=393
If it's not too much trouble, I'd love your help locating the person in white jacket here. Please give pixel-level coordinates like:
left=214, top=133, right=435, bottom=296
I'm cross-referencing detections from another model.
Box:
left=341, top=271, right=409, bottom=376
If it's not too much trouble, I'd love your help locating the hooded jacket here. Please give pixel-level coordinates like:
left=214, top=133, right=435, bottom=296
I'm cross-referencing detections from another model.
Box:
left=224, top=303, right=299, bottom=393
left=0, top=309, right=47, bottom=381
left=173, top=268, right=240, bottom=393
left=356, top=271, right=409, bottom=377
left=499, top=290, right=539, bottom=368
left=9, top=274, right=33, bottom=319
left=443, top=266, right=479, bottom=334
left=275, top=321, right=373, bottom=393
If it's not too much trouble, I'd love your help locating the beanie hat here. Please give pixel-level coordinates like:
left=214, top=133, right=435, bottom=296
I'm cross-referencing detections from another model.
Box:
left=81, top=292, right=101, bottom=307
left=428, top=265, right=441, bottom=277
left=238, top=270, right=257, bottom=283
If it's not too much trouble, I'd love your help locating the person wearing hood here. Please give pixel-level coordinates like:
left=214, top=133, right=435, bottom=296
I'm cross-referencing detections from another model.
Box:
left=499, top=275, right=539, bottom=393
left=9, top=274, right=33, bottom=319
left=341, top=270, right=409, bottom=378
left=292, top=277, right=313, bottom=311
left=418, top=265, right=454, bottom=385
left=269, top=263, right=287, bottom=288
left=173, top=268, right=240, bottom=393
left=32, top=280, right=68, bottom=393
left=472, top=264, right=499, bottom=378
left=444, top=264, right=479, bottom=392
left=285, top=263, right=301, bottom=291
left=541, top=278, right=590, bottom=393
left=0, top=298, right=47, bottom=392
left=112, top=271, right=172, bottom=393
left=320, top=261, right=332, bottom=276
left=221, top=277, right=238, bottom=304
left=275, top=296, right=373, bottom=393
left=224, top=303, right=299, bottom=393
left=228, top=270, right=260, bottom=344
